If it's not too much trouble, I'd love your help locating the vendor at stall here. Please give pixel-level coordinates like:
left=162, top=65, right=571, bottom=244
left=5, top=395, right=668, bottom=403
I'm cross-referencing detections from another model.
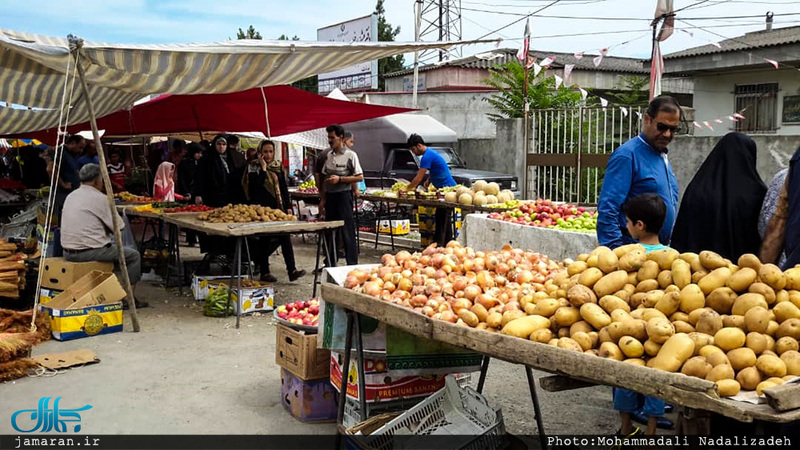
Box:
left=193, top=134, right=242, bottom=207
left=404, top=133, right=456, bottom=246
left=60, top=164, right=147, bottom=309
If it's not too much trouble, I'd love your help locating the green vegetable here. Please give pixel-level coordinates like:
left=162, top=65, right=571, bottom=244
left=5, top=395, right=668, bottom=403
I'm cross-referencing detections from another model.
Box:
left=203, top=286, right=234, bottom=317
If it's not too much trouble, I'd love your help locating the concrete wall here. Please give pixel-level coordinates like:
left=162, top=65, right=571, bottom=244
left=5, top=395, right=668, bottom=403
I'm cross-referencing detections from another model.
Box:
left=691, top=67, right=800, bottom=137
left=454, top=137, right=500, bottom=173
left=363, top=91, right=498, bottom=139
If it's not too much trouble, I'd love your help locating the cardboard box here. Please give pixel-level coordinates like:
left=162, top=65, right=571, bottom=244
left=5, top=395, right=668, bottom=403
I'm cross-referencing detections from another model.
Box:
left=280, top=368, right=338, bottom=423
left=330, top=351, right=446, bottom=404
left=376, top=219, right=410, bottom=236
left=191, top=275, right=249, bottom=301
left=37, top=204, right=58, bottom=228
left=39, top=271, right=126, bottom=341
left=203, top=282, right=274, bottom=314
left=276, top=324, right=330, bottom=380
left=41, top=258, right=113, bottom=290
left=39, top=288, right=62, bottom=305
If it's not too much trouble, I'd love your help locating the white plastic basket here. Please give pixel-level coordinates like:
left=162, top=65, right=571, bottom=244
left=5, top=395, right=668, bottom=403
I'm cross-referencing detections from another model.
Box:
left=350, top=376, right=505, bottom=450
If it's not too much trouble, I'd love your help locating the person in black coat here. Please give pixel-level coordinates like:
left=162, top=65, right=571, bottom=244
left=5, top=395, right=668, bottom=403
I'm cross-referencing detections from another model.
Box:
left=242, top=140, right=305, bottom=283
left=193, top=134, right=246, bottom=207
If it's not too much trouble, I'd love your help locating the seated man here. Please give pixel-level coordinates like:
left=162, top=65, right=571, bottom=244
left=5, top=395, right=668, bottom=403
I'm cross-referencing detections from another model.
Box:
left=61, top=164, right=148, bottom=309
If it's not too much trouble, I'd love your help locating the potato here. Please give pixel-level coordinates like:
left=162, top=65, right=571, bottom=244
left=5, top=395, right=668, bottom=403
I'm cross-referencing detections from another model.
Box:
left=617, top=336, right=644, bottom=358
left=717, top=379, right=741, bottom=397
left=670, top=311, right=690, bottom=323
left=688, top=332, right=715, bottom=355
left=688, top=307, right=713, bottom=326
left=706, top=364, right=735, bottom=382
left=776, top=318, right=800, bottom=339
left=736, top=366, right=762, bottom=390
left=459, top=310, right=480, bottom=327
left=786, top=268, right=800, bottom=290
left=578, top=267, right=604, bottom=289
left=674, top=321, right=695, bottom=334
left=727, top=347, right=757, bottom=371
left=738, top=253, right=762, bottom=272
left=644, top=339, right=663, bottom=357
left=558, top=327, right=571, bottom=339
left=680, top=284, right=706, bottom=313
left=599, top=342, right=624, bottom=361
left=765, top=377, right=786, bottom=385
left=646, top=317, right=675, bottom=344
left=530, top=328, right=554, bottom=343
left=616, top=319, right=648, bottom=342
left=554, top=306, right=582, bottom=327
left=727, top=267, right=758, bottom=293
left=547, top=338, right=559, bottom=346
left=470, top=304, right=489, bottom=323
left=655, top=291, right=682, bottom=316
left=744, top=307, right=771, bottom=333
left=567, top=284, right=598, bottom=308
left=649, top=333, right=694, bottom=372
left=705, top=287, right=737, bottom=314
left=731, top=293, right=768, bottom=317
left=642, top=290, right=665, bottom=308
left=705, top=350, right=729, bottom=366
left=696, top=310, right=724, bottom=335
left=599, top=295, right=630, bottom=314
left=486, top=312, right=503, bottom=329
left=627, top=272, right=639, bottom=286
left=501, top=314, right=550, bottom=338
left=665, top=285, right=680, bottom=295
left=597, top=249, right=619, bottom=273
left=759, top=264, right=787, bottom=290
left=614, top=243, right=645, bottom=258
left=523, top=302, right=537, bottom=316
left=640, top=308, right=667, bottom=322
left=629, top=293, right=646, bottom=309
left=790, top=291, right=800, bottom=308
left=576, top=253, right=590, bottom=263
left=682, top=355, right=713, bottom=378
left=699, top=267, right=733, bottom=295
left=557, top=337, right=584, bottom=352
left=765, top=334, right=776, bottom=352
left=756, top=381, right=778, bottom=396
left=567, top=261, right=588, bottom=276
left=532, top=298, right=561, bottom=317
left=638, top=260, right=660, bottom=282
left=598, top=327, right=613, bottom=344
left=776, top=336, right=799, bottom=355
left=624, top=358, right=646, bottom=366
left=571, top=331, right=594, bottom=351
left=594, top=271, right=629, bottom=298
left=670, top=259, right=691, bottom=290
left=780, top=350, right=800, bottom=375
left=715, top=327, right=746, bottom=351
left=767, top=320, right=780, bottom=336
left=700, top=250, right=728, bottom=270
left=681, top=252, right=702, bottom=271
left=580, top=303, right=612, bottom=330
left=748, top=283, right=776, bottom=305
left=776, top=289, right=790, bottom=304
left=648, top=248, right=680, bottom=270
left=745, top=332, right=769, bottom=355
left=757, top=354, right=788, bottom=377
left=501, top=310, right=526, bottom=327
left=722, top=314, right=746, bottom=331
left=773, top=301, right=800, bottom=323
left=657, top=270, right=673, bottom=289
left=610, top=310, right=632, bottom=323
left=570, top=321, right=594, bottom=335
left=619, top=250, right=646, bottom=272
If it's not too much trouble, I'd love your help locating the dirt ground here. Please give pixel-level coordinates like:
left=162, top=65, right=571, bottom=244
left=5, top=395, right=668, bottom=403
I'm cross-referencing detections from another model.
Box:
left=0, top=235, right=629, bottom=437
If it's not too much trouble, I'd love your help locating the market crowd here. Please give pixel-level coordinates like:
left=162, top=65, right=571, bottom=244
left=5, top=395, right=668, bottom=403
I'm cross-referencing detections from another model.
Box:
left=597, top=95, right=800, bottom=437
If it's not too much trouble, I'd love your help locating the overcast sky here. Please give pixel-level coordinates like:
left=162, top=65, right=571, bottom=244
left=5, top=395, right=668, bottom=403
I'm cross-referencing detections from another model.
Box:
left=1, top=0, right=798, bottom=63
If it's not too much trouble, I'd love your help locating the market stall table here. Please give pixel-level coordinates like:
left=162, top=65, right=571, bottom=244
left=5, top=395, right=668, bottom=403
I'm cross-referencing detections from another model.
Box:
left=166, top=214, right=344, bottom=328
left=320, top=281, right=800, bottom=443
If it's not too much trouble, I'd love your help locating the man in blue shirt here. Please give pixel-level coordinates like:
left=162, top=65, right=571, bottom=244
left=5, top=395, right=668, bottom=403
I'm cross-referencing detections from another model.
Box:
left=406, top=133, right=456, bottom=246
left=597, top=96, right=681, bottom=249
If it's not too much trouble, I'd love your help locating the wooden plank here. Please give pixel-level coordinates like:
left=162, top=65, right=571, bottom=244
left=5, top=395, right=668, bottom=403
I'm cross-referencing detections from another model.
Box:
left=539, top=375, right=596, bottom=392
left=526, top=153, right=578, bottom=168
left=320, top=282, right=800, bottom=423
left=163, top=215, right=344, bottom=237
left=764, top=383, right=800, bottom=412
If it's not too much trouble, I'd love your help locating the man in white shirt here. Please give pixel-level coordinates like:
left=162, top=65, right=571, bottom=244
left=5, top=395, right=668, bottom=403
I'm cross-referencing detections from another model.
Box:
left=61, top=164, right=147, bottom=308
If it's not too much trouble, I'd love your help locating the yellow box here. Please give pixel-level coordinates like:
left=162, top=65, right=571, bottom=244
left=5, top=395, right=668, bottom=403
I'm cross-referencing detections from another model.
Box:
left=39, top=288, right=62, bottom=305
left=377, top=219, right=410, bottom=235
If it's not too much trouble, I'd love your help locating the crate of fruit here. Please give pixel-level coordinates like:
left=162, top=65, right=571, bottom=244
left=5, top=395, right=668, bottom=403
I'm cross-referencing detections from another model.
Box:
left=274, top=299, right=320, bottom=332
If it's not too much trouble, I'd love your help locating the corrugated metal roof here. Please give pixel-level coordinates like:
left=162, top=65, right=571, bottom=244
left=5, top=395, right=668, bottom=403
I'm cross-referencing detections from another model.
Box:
left=664, top=25, right=800, bottom=59
left=385, top=48, right=647, bottom=78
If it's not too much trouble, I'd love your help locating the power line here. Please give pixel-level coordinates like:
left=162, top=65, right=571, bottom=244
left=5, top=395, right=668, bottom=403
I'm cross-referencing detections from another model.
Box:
left=458, top=7, right=800, bottom=21
left=474, top=0, right=564, bottom=41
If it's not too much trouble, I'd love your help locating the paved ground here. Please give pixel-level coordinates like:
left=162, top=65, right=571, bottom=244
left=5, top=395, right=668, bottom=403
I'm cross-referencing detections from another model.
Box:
left=1, top=236, right=625, bottom=437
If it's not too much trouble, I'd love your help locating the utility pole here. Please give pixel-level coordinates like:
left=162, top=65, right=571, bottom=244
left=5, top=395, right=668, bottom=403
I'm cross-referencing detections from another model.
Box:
left=419, top=0, right=462, bottom=62
left=413, top=0, right=422, bottom=108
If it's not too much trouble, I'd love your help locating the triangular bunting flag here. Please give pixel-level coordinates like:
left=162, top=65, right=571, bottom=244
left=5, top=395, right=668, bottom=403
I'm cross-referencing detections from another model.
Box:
left=574, top=52, right=584, bottom=60
left=680, top=29, right=694, bottom=37
left=532, top=62, right=543, bottom=76
left=727, top=116, right=738, bottom=122
left=600, top=48, right=609, bottom=56
left=600, top=97, right=608, bottom=108
left=554, top=75, right=563, bottom=89
left=703, top=121, right=713, bottom=130
left=765, top=59, right=780, bottom=69
left=733, top=113, right=746, bottom=120
left=564, top=64, right=575, bottom=80
left=579, top=88, right=588, bottom=101
left=540, top=56, right=555, bottom=67
left=714, top=119, right=724, bottom=124
left=593, top=55, right=603, bottom=67
left=636, top=111, right=642, bottom=120
left=693, top=121, right=703, bottom=129
left=710, top=41, right=722, bottom=48
left=620, top=107, right=628, bottom=118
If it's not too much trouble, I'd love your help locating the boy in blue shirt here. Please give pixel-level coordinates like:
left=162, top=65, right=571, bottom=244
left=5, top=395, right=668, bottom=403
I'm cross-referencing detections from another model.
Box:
left=405, top=133, right=456, bottom=246
left=616, top=193, right=673, bottom=436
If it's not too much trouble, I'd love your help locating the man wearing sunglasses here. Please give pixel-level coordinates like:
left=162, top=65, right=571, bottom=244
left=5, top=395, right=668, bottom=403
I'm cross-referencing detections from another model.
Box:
left=597, top=95, right=681, bottom=249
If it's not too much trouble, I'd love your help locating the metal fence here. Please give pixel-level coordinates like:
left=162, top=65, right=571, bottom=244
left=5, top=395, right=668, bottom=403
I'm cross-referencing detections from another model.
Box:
left=526, top=106, right=645, bottom=205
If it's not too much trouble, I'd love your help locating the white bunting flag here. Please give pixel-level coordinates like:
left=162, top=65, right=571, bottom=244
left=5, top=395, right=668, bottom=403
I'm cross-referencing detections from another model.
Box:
left=593, top=55, right=604, bottom=67
left=600, top=97, right=608, bottom=108
left=636, top=111, right=642, bottom=120
left=680, top=29, right=694, bottom=37
left=727, top=116, right=737, bottom=122
left=693, top=121, right=703, bottom=129
left=574, top=52, right=584, bottom=59
left=564, top=64, right=575, bottom=80
left=714, top=119, right=724, bottom=124
left=710, top=41, right=722, bottom=48
left=765, top=58, right=780, bottom=69
left=532, top=62, right=543, bottom=76
left=554, top=74, right=563, bottom=89
left=733, top=113, right=746, bottom=120
left=579, top=88, right=588, bottom=101
left=540, top=56, right=555, bottom=67
left=600, top=47, right=609, bottom=56
left=620, top=107, right=628, bottom=117
left=703, top=121, right=713, bottom=130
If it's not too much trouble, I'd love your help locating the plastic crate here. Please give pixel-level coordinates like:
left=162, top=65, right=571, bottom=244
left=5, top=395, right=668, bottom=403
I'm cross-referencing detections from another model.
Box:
left=349, top=376, right=505, bottom=450
left=343, top=396, right=425, bottom=430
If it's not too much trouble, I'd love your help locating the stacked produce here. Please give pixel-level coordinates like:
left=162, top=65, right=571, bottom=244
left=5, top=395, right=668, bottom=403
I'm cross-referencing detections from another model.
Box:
left=344, top=241, right=563, bottom=326
left=196, top=204, right=297, bottom=223
left=115, top=192, right=155, bottom=203
left=441, top=181, right=514, bottom=207
left=164, top=205, right=215, bottom=213
left=346, top=243, right=800, bottom=397
left=276, top=299, right=320, bottom=327
left=298, top=180, right=318, bottom=194
left=487, top=199, right=597, bottom=233
left=0, top=241, right=26, bottom=299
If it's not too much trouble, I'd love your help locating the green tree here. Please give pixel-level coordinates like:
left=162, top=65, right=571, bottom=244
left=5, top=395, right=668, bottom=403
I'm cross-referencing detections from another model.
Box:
left=610, top=75, right=649, bottom=105
left=236, top=25, right=262, bottom=40
left=375, top=0, right=404, bottom=91
left=481, top=61, right=582, bottom=121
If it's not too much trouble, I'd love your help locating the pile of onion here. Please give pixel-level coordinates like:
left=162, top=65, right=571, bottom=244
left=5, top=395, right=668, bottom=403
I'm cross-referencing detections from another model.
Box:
left=345, top=241, right=563, bottom=324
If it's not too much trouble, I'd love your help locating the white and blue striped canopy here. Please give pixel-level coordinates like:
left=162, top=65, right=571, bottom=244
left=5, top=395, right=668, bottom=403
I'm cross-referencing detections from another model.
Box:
left=0, top=28, right=486, bottom=135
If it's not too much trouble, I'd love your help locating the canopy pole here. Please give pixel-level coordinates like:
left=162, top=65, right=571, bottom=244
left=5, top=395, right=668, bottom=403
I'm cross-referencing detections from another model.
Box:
left=69, top=36, right=140, bottom=332
left=260, top=87, right=271, bottom=137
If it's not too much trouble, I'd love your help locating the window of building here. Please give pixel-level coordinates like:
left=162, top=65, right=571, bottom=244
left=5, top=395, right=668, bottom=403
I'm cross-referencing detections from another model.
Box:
left=734, top=83, right=779, bottom=132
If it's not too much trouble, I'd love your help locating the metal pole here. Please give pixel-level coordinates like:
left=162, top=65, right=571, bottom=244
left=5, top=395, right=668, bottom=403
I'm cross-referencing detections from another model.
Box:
left=70, top=37, right=140, bottom=331
left=522, top=64, right=530, bottom=200
left=438, top=0, right=444, bottom=62
left=412, top=0, right=422, bottom=108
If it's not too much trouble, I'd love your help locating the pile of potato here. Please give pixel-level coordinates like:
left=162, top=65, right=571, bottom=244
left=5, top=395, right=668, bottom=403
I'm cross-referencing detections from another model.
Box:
left=535, top=245, right=800, bottom=397
left=196, top=204, right=296, bottom=223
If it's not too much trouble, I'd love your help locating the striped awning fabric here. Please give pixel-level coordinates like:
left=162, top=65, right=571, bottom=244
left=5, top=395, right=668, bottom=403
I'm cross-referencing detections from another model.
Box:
left=0, top=28, right=487, bottom=135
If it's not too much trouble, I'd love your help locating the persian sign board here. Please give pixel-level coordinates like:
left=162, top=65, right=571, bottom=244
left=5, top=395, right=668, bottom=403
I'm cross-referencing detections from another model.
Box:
left=317, top=14, right=378, bottom=93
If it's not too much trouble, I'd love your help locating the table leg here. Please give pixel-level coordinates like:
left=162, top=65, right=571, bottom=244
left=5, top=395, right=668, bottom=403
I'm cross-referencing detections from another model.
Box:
left=235, top=237, right=243, bottom=329
left=164, top=223, right=174, bottom=287
left=335, top=310, right=355, bottom=444
left=226, top=237, right=242, bottom=329
left=353, top=195, right=360, bottom=253
left=476, top=355, right=491, bottom=394
left=525, top=365, right=547, bottom=448
left=312, top=231, right=322, bottom=298
left=175, top=224, right=183, bottom=295
left=244, top=237, right=254, bottom=280
left=374, top=201, right=383, bottom=249
left=353, top=312, right=368, bottom=423
left=388, top=204, right=396, bottom=252
left=138, top=218, right=148, bottom=254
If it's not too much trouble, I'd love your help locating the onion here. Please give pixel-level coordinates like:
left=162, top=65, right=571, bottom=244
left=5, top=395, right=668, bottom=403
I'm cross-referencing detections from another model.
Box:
left=453, top=278, right=467, bottom=292
left=425, top=284, right=442, bottom=296
left=419, top=255, right=431, bottom=266
left=398, top=278, right=413, bottom=292
left=502, top=301, right=520, bottom=312
left=473, top=258, right=485, bottom=271
left=396, top=250, right=412, bottom=263
left=486, top=255, right=499, bottom=271
left=494, top=275, right=507, bottom=287
left=384, top=281, right=396, bottom=293
left=476, top=271, right=495, bottom=290
left=463, top=285, right=481, bottom=301
left=381, top=253, right=395, bottom=264
left=410, top=295, right=428, bottom=307
left=345, top=275, right=360, bottom=289
left=422, top=244, right=438, bottom=256
left=496, top=263, right=509, bottom=275
left=463, top=259, right=475, bottom=272
left=516, top=270, right=534, bottom=284
left=453, top=247, right=466, bottom=260
left=435, top=269, right=448, bottom=279
left=431, top=254, right=445, bottom=268
left=440, top=311, right=457, bottom=323
left=421, top=306, right=435, bottom=317
left=476, top=294, right=499, bottom=309
left=451, top=298, right=472, bottom=313
left=411, top=274, right=426, bottom=286
left=363, top=282, right=381, bottom=297
left=404, top=259, right=418, bottom=271
left=390, top=273, right=403, bottom=285
left=423, top=266, right=437, bottom=278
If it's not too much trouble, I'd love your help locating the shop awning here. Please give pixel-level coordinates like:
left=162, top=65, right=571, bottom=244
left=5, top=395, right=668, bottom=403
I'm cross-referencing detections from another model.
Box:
left=15, top=85, right=415, bottom=144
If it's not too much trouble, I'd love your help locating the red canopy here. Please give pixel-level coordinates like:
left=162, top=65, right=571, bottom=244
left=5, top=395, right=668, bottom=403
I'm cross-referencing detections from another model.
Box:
left=14, top=85, right=414, bottom=144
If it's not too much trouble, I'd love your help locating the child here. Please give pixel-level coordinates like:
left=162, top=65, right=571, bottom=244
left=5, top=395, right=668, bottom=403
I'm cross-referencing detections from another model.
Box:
left=153, top=161, right=188, bottom=202
left=615, top=193, right=673, bottom=436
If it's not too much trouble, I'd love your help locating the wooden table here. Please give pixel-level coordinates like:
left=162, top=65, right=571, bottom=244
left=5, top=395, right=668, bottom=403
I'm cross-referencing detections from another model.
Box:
left=321, top=281, right=800, bottom=443
left=167, top=215, right=344, bottom=328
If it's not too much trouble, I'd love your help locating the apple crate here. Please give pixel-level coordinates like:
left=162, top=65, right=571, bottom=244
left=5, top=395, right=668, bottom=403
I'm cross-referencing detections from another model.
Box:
left=274, top=299, right=321, bottom=329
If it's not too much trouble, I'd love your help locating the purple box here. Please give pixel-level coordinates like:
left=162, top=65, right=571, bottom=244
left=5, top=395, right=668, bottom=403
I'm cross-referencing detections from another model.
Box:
left=280, top=368, right=338, bottom=423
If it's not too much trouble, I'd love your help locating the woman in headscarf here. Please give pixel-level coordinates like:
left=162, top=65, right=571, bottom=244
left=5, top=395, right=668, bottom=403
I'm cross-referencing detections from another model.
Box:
left=242, top=140, right=305, bottom=283
left=153, top=161, right=187, bottom=202
left=762, top=145, right=800, bottom=269
left=670, top=132, right=767, bottom=260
